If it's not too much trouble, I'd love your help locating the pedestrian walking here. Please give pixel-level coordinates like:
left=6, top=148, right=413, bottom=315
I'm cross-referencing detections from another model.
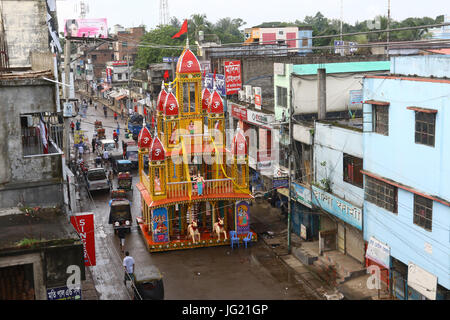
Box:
left=116, top=122, right=120, bottom=135
left=70, top=121, right=75, bottom=134
left=121, top=109, right=124, bottom=120
left=75, top=119, right=81, bottom=131
left=103, top=149, right=110, bottom=168
left=94, top=102, right=98, bottom=110
left=114, top=112, right=118, bottom=121
left=78, top=144, right=84, bottom=160
left=117, top=227, right=126, bottom=252
left=91, top=137, right=96, bottom=153
left=89, top=98, right=92, bottom=106
left=123, top=251, right=135, bottom=286
left=103, top=105, right=108, bottom=118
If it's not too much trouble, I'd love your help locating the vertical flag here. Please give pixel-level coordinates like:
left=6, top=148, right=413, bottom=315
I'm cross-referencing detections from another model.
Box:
left=172, top=19, right=188, bottom=39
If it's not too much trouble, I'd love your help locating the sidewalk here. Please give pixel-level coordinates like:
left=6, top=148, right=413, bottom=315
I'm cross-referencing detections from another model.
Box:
left=251, top=200, right=385, bottom=300
left=81, top=267, right=100, bottom=300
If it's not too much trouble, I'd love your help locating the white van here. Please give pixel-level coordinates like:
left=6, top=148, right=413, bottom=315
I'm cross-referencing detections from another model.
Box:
left=86, top=167, right=110, bottom=192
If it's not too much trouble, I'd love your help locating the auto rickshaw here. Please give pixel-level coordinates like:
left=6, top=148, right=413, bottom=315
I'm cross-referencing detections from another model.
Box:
left=110, top=189, right=127, bottom=199
left=118, top=171, right=132, bottom=192
left=108, top=198, right=132, bottom=233
left=132, top=265, right=164, bottom=300
left=97, top=127, right=106, bottom=140
left=94, top=120, right=103, bottom=129
left=113, top=159, right=133, bottom=174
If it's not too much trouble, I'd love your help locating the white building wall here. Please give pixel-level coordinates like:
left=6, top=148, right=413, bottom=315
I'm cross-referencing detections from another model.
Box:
left=314, top=122, right=363, bottom=207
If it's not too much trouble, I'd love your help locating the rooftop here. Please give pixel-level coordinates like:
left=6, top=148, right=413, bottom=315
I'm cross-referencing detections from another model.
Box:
left=0, top=207, right=80, bottom=253
left=319, top=117, right=363, bottom=132
left=293, top=61, right=390, bottom=76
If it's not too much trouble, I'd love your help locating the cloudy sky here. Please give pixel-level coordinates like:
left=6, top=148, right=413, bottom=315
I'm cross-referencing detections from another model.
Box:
left=56, top=0, right=448, bottom=33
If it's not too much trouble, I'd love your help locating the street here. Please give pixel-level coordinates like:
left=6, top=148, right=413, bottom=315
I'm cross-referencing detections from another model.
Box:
left=74, top=94, right=319, bottom=300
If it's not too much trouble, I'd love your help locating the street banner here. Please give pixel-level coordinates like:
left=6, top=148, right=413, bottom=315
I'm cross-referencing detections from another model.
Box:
left=70, top=212, right=96, bottom=266
left=235, top=201, right=250, bottom=235
left=106, top=68, right=112, bottom=83
left=152, top=207, right=169, bottom=243
left=64, top=18, right=108, bottom=38
left=365, top=236, right=390, bottom=269
left=224, top=60, right=242, bottom=95
left=254, top=87, right=262, bottom=110
left=204, top=73, right=226, bottom=96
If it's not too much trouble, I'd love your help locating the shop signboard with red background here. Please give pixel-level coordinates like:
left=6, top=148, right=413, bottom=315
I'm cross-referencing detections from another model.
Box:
left=70, top=213, right=96, bottom=266
left=224, top=60, right=242, bottom=95
left=230, top=103, right=247, bottom=121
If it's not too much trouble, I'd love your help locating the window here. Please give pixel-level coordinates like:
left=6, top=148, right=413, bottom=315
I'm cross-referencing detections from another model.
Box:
left=343, top=154, right=363, bottom=188
left=373, top=105, right=389, bottom=135
left=117, top=73, right=122, bottom=80
left=20, top=113, right=63, bottom=156
left=302, top=37, right=308, bottom=47
left=365, top=176, right=398, bottom=213
left=413, top=194, right=433, bottom=231
left=91, top=54, right=97, bottom=61
left=122, top=41, right=128, bottom=47
left=182, top=82, right=196, bottom=113
left=276, top=86, right=287, bottom=108
left=415, top=112, right=435, bottom=147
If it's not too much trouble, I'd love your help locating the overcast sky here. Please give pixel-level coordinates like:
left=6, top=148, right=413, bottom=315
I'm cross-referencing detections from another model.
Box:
left=56, top=0, right=448, bottom=33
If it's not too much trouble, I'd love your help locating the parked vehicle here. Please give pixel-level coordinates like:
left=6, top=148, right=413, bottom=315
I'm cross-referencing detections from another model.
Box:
left=108, top=198, right=132, bottom=233
left=86, top=167, right=110, bottom=192
left=125, top=145, right=139, bottom=169
left=132, top=265, right=164, bottom=300
left=94, top=120, right=103, bottom=129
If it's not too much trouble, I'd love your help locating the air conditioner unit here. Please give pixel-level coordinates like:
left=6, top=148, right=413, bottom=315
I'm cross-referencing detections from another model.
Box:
left=244, top=85, right=252, bottom=103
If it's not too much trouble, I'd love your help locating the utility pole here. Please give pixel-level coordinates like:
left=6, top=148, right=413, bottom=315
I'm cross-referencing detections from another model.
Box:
left=64, top=38, right=71, bottom=165
left=340, top=0, right=343, bottom=41
left=287, top=73, right=293, bottom=254
left=387, top=0, right=391, bottom=56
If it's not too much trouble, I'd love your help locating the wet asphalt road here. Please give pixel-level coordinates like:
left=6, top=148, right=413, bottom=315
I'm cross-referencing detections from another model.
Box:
left=75, top=93, right=318, bottom=300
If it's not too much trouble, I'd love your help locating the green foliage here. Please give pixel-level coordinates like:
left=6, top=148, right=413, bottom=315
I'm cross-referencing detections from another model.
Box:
left=17, top=238, right=40, bottom=248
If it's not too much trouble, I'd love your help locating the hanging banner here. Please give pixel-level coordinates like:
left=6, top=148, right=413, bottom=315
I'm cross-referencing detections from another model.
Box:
left=152, top=207, right=169, bottom=243
left=235, top=201, right=250, bottom=235
left=365, top=236, right=390, bottom=269
left=224, top=60, right=242, bottom=95
left=70, top=212, right=96, bottom=266
left=204, top=73, right=226, bottom=96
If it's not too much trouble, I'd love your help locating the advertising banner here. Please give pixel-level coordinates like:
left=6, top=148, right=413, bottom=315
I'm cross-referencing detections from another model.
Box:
left=70, top=213, right=96, bottom=266
left=273, top=176, right=289, bottom=189
left=106, top=68, right=112, bottom=83
left=292, top=182, right=313, bottom=208
left=224, top=60, right=242, bottom=95
left=47, top=286, right=82, bottom=300
left=311, top=185, right=362, bottom=230
left=408, top=262, right=437, bottom=300
left=365, top=236, right=390, bottom=269
left=349, top=89, right=363, bottom=105
left=235, top=201, right=250, bottom=235
left=230, top=103, right=247, bottom=121
left=204, top=73, right=226, bottom=96
left=64, top=18, right=108, bottom=38
left=152, top=207, right=169, bottom=243
left=254, top=87, right=262, bottom=110
left=246, top=110, right=274, bottom=128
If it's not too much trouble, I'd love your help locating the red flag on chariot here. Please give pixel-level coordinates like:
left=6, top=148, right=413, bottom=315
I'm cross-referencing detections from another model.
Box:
left=163, top=70, right=169, bottom=80
left=172, top=19, right=188, bottom=39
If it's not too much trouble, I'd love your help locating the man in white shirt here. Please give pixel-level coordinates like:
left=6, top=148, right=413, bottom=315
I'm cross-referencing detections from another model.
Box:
left=123, top=251, right=135, bottom=285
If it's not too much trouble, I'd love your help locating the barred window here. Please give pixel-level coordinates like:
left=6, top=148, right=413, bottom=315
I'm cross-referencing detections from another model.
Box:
left=415, top=112, right=435, bottom=147
left=413, top=195, right=433, bottom=231
left=365, top=176, right=397, bottom=213
left=276, top=86, right=287, bottom=108
left=20, top=113, right=64, bottom=157
left=343, top=154, right=363, bottom=188
left=373, top=105, right=389, bottom=136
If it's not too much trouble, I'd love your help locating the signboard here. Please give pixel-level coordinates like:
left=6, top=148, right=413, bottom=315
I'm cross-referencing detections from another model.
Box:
left=235, top=201, right=250, bottom=235
left=292, top=182, right=313, bottom=208
left=311, top=185, right=362, bottom=230
left=162, top=57, right=179, bottom=63
left=230, top=103, right=247, bottom=121
left=224, top=60, right=242, bottom=95
left=349, top=89, right=363, bottom=105
left=70, top=212, right=96, bottom=266
left=247, top=110, right=274, bottom=128
left=64, top=18, right=108, bottom=38
left=106, top=68, right=112, bottom=83
left=47, top=286, right=82, bottom=300
left=63, top=102, right=74, bottom=117
left=254, top=87, right=262, bottom=110
left=408, top=262, right=437, bottom=300
left=257, top=160, right=272, bottom=170
left=152, top=207, right=169, bottom=243
left=204, top=73, right=226, bottom=96
left=112, top=60, right=128, bottom=66
left=200, top=60, right=211, bottom=73
left=365, top=236, right=390, bottom=269
left=273, top=176, right=288, bottom=189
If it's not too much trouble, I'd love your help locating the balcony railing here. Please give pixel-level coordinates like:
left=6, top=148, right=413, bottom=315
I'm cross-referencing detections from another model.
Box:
left=167, top=178, right=233, bottom=198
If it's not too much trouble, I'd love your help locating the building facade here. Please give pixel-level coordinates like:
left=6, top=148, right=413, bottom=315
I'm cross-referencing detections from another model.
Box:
left=362, top=55, right=450, bottom=300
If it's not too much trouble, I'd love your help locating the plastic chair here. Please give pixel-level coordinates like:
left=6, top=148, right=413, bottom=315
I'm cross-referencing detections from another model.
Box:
left=230, top=231, right=239, bottom=249
left=243, top=232, right=253, bottom=248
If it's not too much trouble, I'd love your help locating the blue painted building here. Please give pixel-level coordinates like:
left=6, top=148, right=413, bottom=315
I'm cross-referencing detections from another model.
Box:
left=362, top=55, right=450, bottom=300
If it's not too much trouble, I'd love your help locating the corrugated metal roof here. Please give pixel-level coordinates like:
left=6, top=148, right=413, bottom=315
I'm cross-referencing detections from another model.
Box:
left=293, top=61, right=390, bottom=75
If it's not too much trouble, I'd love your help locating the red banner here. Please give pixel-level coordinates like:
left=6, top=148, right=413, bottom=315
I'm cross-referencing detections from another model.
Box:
left=224, top=60, right=242, bottom=95
left=230, top=103, right=247, bottom=121
left=70, top=213, right=96, bottom=266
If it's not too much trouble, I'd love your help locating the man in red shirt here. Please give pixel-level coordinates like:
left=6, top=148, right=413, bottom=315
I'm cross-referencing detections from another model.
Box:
left=114, top=112, right=118, bottom=121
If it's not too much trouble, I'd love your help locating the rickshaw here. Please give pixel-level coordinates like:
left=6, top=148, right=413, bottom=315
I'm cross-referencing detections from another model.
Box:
left=132, top=266, right=164, bottom=300
left=97, top=127, right=106, bottom=140
left=94, top=120, right=103, bottom=129
left=108, top=198, right=132, bottom=233
left=113, top=159, right=133, bottom=174
left=110, top=189, right=127, bottom=199
left=118, top=171, right=133, bottom=192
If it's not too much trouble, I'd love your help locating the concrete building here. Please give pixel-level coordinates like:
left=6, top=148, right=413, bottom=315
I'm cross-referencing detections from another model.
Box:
left=362, top=55, right=450, bottom=300
left=113, top=26, right=145, bottom=62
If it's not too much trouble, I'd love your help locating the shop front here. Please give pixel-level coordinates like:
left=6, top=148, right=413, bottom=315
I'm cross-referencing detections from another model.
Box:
left=311, top=185, right=365, bottom=263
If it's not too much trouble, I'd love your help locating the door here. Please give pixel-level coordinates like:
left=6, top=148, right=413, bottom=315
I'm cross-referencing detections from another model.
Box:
left=337, top=223, right=346, bottom=254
